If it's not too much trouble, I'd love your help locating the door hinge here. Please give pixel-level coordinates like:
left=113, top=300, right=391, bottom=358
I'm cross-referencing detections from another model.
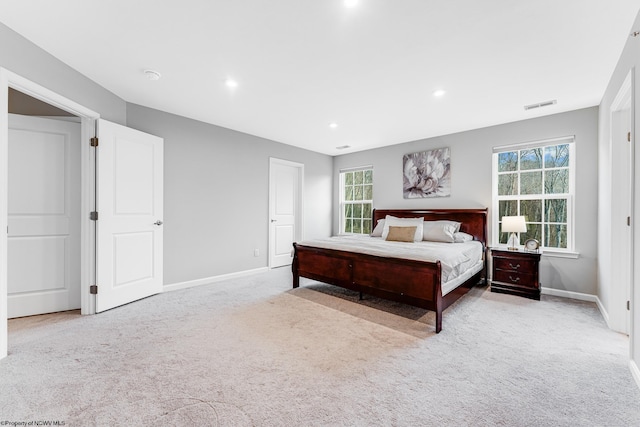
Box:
left=628, top=216, right=631, bottom=226
left=628, top=300, right=630, bottom=311
left=90, top=285, right=98, bottom=295
left=628, top=132, right=631, bottom=142
left=90, top=137, right=99, bottom=147
left=90, top=211, right=98, bottom=221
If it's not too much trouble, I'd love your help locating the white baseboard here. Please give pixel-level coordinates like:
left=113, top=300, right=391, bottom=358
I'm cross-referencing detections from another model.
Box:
left=541, top=287, right=612, bottom=328
left=164, top=267, right=269, bottom=292
left=631, top=360, right=640, bottom=391
left=540, top=286, right=598, bottom=302
left=594, top=296, right=611, bottom=328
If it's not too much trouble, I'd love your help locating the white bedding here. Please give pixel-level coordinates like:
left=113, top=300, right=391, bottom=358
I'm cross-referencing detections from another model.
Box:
left=296, top=235, right=484, bottom=293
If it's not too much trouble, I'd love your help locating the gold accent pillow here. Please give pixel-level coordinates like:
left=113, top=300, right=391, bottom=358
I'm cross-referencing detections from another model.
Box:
left=385, top=226, right=417, bottom=242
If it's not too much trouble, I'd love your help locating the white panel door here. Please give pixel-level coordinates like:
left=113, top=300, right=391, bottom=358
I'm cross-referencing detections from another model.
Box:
left=95, top=119, right=163, bottom=312
left=7, top=114, right=81, bottom=318
left=269, top=159, right=302, bottom=268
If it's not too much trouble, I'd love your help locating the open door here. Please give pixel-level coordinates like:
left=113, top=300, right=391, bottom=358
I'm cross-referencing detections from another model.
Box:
left=94, top=119, right=163, bottom=312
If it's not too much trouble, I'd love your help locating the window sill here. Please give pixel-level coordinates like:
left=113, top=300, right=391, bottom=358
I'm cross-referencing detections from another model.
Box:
left=541, top=249, right=579, bottom=259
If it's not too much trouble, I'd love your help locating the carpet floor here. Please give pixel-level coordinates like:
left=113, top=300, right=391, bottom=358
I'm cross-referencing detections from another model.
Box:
left=1, top=267, right=639, bottom=426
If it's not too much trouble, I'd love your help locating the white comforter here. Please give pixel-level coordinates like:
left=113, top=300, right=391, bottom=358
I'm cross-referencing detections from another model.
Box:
left=296, top=235, right=483, bottom=284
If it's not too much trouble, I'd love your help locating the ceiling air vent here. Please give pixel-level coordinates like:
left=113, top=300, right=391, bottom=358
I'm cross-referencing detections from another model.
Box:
left=524, top=99, right=557, bottom=111
left=336, top=145, right=351, bottom=150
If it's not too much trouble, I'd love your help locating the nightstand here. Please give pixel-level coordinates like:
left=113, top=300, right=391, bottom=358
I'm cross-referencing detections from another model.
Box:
left=490, top=248, right=541, bottom=300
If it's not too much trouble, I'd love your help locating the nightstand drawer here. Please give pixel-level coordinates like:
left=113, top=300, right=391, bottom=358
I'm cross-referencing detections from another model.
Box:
left=493, top=257, right=536, bottom=274
left=493, top=269, right=537, bottom=288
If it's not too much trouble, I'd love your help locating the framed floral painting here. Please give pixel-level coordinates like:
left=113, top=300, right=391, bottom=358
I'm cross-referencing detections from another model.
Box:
left=403, top=147, right=451, bottom=198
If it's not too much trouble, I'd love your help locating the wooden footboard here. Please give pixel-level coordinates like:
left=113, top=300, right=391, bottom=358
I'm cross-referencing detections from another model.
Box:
left=292, top=208, right=488, bottom=333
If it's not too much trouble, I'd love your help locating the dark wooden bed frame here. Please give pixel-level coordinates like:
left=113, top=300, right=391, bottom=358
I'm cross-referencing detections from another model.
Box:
left=292, top=208, right=488, bottom=333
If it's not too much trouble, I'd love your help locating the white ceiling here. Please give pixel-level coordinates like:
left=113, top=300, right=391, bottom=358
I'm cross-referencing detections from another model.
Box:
left=1, top=1, right=639, bottom=155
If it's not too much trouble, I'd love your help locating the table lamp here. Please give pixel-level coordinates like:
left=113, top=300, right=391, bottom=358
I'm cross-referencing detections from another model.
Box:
left=502, top=216, right=527, bottom=251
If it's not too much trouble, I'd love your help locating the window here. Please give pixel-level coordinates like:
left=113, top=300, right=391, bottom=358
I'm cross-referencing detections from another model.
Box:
left=340, top=167, right=373, bottom=234
left=493, top=137, right=575, bottom=251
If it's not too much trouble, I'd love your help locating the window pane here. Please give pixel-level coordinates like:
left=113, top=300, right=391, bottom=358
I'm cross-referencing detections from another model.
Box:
left=344, top=219, right=352, bottom=233
left=345, top=204, right=352, bottom=217
left=498, top=173, right=517, bottom=195
left=353, top=220, right=362, bottom=234
left=345, top=172, right=353, bottom=185
left=520, top=148, right=542, bottom=170
left=353, top=203, right=362, bottom=218
left=345, top=186, right=353, bottom=201
left=364, top=169, right=373, bottom=184
left=364, top=184, right=373, bottom=200
left=354, top=171, right=363, bottom=185
left=545, top=144, right=569, bottom=168
left=499, top=200, right=518, bottom=219
left=520, top=199, right=542, bottom=222
left=363, top=219, right=372, bottom=234
left=545, top=170, right=569, bottom=194
left=545, top=199, right=567, bottom=223
left=521, top=223, right=541, bottom=245
left=520, top=171, right=542, bottom=195
left=498, top=152, right=518, bottom=172
left=363, top=203, right=372, bottom=219
left=354, top=186, right=363, bottom=200
left=545, top=224, right=567, bottom=248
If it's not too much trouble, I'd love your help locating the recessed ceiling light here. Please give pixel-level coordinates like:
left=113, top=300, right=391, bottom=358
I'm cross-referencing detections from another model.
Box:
left=144, top=70, right=161, bottom=81
left=344, top=0, right=358, bottom=8
left=329, top=122, right=338, bottom=129
left=225, top=78, right=238, bottom=88
left=432, top=89, right=446, bottom=97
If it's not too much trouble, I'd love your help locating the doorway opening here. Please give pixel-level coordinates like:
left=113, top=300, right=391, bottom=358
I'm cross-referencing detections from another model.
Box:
left=1, top=68, right=100, bottom=359
left=610, top=71, right=633, bottom=336
left=8, top=89, right=82, bottom=318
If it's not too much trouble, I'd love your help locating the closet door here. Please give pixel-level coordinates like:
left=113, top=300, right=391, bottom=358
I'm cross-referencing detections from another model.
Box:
left=7, top=114, right=81, bottom=317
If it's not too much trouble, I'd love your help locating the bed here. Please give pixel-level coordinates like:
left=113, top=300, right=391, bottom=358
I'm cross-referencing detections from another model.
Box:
left=292, top=208, right=488, bottom=333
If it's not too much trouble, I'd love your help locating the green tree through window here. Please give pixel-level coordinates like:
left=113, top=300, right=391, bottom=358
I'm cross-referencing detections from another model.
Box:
left=340, top=168, right=373, bottom=234
left=494, top=139, right=574, bottom=250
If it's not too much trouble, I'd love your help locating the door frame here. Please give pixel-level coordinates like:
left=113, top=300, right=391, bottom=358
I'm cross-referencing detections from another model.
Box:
left=268, top=157, right=304, bottom=268
left=609, top=71, right=634, bottom=336
left=0, top=68, right=100, bottom=359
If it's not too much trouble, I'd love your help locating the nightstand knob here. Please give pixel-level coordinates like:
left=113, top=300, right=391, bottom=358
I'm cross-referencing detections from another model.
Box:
left=509, top=263, right=520, bottom=269
left=509, top=276, right=520, bottom=282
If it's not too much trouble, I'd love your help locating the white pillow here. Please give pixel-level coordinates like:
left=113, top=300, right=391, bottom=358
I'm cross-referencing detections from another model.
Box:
left=371, top=219, right=385, bottom=237
left=422, top=221, right=457, bottom=243
left=382, top=215, right=424, bottom=242
left=453, top=231, right=474, bottom=243
left=427, top=220, right=461, bottom=233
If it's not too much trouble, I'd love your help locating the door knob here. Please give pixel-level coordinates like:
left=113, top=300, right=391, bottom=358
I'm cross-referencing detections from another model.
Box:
left=154, top=220, right=163, bottom=226
left=271, top=219, right=277, bottom=223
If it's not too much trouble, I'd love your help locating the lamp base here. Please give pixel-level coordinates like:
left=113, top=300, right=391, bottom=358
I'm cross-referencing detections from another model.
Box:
left=507, top=232, right=519, bottom=251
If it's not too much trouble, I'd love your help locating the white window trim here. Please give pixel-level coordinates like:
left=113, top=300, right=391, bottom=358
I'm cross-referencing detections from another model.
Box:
left=491, top=136, right=577, bottom=254
left=339, top=166, right=373, bottom=235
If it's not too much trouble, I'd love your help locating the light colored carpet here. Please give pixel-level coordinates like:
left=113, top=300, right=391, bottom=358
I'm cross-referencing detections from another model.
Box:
left=1, top=267, right=639, bottom=426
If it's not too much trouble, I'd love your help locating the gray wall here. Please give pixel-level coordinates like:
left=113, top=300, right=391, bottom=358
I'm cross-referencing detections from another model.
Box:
left=333, top=107, right=599, bottom=295
left=0, top=23, right=126, bottom=124
left=126, top=104, right=333, bottom=285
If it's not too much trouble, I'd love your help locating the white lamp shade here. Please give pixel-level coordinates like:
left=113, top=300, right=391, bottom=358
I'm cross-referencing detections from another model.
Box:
left=502, top=216, right=527, bottom=233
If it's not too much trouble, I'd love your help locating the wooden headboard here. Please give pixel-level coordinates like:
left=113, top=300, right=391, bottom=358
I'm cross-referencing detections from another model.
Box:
left=372, top=208, right=488, bottom=247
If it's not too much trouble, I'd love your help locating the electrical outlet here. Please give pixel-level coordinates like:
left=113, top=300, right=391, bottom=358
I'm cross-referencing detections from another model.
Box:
left=254, top=249, right=259, bottom=257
